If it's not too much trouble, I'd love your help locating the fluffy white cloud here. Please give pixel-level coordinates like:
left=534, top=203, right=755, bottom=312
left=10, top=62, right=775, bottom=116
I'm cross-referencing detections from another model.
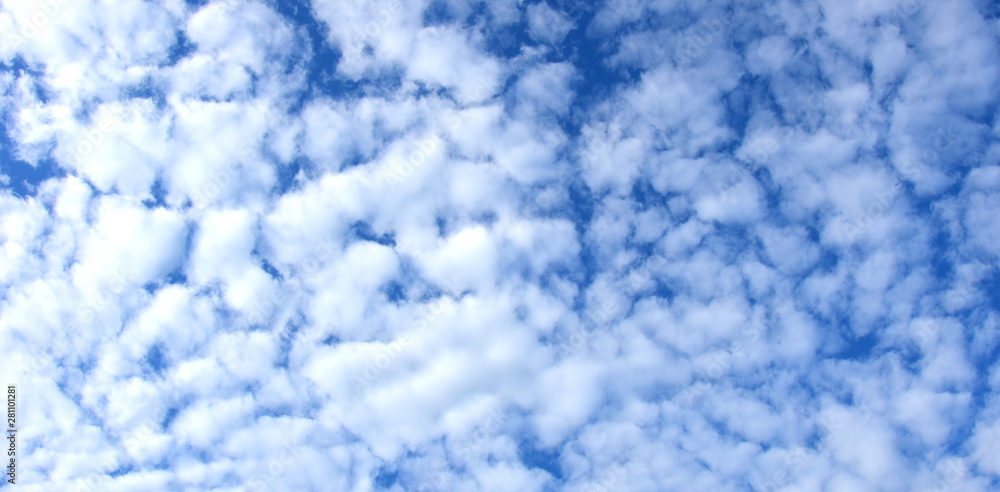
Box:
left=526, top=2, right=574, bottom=46
left=2, top=0, right=999, bottom=490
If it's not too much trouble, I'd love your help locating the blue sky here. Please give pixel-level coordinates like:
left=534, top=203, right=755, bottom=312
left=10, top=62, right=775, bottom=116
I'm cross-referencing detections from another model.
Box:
left=1, top=0, right=1000, bottom=490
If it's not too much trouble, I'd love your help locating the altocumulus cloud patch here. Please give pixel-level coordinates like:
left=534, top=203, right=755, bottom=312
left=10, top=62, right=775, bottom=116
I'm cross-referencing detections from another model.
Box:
left=1, top=0, right=1000, bottom=490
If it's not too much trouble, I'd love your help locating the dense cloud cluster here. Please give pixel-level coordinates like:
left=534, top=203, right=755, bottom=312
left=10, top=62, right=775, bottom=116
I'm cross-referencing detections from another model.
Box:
left=1, top=0, right=999, bottom=490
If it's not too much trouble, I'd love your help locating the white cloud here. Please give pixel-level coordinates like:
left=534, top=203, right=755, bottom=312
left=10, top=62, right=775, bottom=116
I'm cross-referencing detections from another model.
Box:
left=2, top=0, right=999, bottom=489
left=407, top=26, right=504, bottom=104
left=526, top=2, right=574, bottom=45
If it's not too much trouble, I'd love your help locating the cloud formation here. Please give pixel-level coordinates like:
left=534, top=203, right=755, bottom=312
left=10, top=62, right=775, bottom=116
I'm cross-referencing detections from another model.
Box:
left=1, top=0, right=999, bottom=490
